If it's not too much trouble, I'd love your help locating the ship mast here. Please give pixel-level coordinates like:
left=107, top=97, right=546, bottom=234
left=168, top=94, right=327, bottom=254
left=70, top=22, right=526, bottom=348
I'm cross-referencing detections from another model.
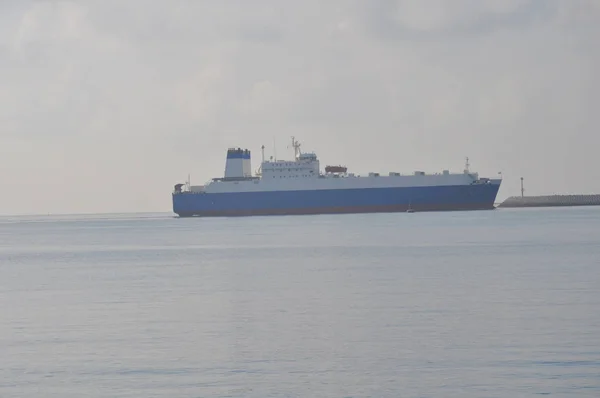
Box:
left=291, top=136, right=301, bottom=160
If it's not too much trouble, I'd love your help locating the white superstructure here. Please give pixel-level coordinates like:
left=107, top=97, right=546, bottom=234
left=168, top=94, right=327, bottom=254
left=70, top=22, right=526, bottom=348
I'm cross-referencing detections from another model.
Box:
left=183, top=137, right=498, bottom=195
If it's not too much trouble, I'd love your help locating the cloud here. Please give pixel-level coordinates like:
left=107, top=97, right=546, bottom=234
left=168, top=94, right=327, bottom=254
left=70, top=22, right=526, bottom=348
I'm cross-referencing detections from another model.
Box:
left=360, top=0, right=549, bottom=40
left=0, top=0, right=599, bottom=214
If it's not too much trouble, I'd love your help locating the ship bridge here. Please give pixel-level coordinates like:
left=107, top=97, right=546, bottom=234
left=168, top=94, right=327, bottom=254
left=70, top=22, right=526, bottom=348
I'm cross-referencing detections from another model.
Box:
left=260, top=138, right=320, bottom=179
left=298, top=152, right=317, bottom=161
left=260, top=157, right=319, bottom=179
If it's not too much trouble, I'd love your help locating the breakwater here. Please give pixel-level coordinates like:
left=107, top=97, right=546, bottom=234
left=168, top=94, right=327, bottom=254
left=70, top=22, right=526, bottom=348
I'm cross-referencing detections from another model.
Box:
left=498, top=194, right=600, bottom=208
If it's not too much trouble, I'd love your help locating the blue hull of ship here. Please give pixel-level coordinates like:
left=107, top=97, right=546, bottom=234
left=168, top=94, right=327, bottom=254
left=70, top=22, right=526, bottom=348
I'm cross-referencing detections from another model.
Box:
left=172, top=183, right=501, bottom=217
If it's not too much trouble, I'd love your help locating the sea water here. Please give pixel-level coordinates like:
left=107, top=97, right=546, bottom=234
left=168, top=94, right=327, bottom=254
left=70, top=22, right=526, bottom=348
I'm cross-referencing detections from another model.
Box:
left=1, top=207, right=599, bottom=397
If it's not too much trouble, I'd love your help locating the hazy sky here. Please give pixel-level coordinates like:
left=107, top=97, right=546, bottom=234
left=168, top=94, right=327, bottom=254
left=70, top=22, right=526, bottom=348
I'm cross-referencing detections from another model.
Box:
left=1, top=0, right=599, bottom=215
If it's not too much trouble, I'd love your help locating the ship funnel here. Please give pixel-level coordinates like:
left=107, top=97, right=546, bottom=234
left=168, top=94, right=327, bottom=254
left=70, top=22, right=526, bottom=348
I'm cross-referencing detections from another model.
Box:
left=224, top=148, right=251, bottom=178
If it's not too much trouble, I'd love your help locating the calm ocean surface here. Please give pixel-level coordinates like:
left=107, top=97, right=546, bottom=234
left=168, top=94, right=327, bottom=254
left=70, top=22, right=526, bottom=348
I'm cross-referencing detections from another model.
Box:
left=1, top=207, right=599, bottom=397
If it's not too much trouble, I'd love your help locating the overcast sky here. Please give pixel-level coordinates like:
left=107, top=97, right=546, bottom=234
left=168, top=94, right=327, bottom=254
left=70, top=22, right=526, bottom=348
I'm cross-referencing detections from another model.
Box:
left=1, top=0, right=599, bottom=215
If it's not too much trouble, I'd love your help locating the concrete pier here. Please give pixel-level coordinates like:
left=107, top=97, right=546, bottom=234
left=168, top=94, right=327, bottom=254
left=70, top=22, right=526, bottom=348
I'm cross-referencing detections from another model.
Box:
left=498, top=194, right=600, bottom=208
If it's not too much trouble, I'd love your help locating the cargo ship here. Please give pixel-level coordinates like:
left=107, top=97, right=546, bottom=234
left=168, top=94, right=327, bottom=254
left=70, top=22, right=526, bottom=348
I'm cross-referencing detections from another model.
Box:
left=172, top=137, right=501, bottom=217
